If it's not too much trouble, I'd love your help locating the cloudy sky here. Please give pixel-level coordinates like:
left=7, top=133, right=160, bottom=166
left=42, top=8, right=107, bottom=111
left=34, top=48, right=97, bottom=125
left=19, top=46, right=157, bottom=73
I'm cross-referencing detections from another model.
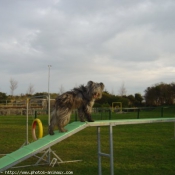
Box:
left=0, top=0, right=175, bottom=96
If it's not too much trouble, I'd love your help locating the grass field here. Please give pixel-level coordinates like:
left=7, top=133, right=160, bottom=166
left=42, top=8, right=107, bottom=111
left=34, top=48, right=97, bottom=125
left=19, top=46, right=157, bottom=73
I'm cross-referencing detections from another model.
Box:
left=0, top=108, right=175, bottom=174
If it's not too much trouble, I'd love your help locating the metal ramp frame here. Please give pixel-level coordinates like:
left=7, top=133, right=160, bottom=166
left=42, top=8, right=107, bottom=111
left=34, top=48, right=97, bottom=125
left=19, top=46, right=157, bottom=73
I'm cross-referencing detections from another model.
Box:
left=87, top=118, right=175, bottom=175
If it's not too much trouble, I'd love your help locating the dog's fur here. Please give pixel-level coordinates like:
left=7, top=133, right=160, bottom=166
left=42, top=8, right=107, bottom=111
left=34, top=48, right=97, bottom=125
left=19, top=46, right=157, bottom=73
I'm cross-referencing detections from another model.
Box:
left=48, top=81, right=104, bottom=135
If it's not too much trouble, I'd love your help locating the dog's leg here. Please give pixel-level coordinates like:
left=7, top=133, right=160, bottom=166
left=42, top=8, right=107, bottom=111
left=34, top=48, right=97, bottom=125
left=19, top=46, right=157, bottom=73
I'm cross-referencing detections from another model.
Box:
left=83, top=106, right=94, bottom=122
left=48, top=109, right=57, bottom=135
left=85, top=113, right=94, bottom=122
left=58, top=123, right=68, bottom=132
left=57, top=109, right=71, bottom=132
left=77, top=108, right=85, bottom=122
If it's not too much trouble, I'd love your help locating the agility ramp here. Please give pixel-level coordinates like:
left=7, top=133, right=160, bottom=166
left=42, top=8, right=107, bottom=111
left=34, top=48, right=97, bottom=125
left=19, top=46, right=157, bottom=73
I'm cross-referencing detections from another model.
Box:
left=1, top=118, right=175, bottom=175
left=0, top=122, right=87, bottom=172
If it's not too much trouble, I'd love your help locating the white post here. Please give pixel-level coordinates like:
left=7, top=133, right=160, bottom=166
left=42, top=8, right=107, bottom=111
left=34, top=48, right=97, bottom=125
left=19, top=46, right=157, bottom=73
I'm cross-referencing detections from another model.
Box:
left=48, top=65, right=52, bottom=126
left=26, top=98, right=29, bottom=145
left=48, top=65, right=52, bottom=164
left=109, top=124, right=114, bottom=175
left=97, top=126, right=102, bottom=175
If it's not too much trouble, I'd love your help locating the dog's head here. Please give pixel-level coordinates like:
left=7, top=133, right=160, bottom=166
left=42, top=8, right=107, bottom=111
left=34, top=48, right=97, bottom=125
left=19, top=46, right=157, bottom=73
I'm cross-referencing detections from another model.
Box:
left=86, top=81, right=104, bottom=100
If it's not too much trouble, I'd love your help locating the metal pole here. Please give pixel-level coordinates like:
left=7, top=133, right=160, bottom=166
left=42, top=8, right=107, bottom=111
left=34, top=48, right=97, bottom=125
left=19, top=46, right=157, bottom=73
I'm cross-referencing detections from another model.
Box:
left=161, top=107, right=163, bottom=117
left=48, top=94, right=50, bottom=125
left=109, top=125, right=114, bottom=175
left=174, top=122, right=175, bottom=139
left=97, top=126, right=102, bottom=175
left=48, top=65, right=52, bottom=126
left=26, top=98, right=29, bottom=145
left=48, top=65, right=52, bottom=164
left=137, top=108, right=140, bottom=119
left=109, top=110, right=111, bottom=120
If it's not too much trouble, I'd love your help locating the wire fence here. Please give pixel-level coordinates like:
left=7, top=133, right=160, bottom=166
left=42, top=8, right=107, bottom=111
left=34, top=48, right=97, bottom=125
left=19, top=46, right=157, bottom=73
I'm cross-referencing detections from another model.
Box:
left=1, top=101, right=175, bottom=120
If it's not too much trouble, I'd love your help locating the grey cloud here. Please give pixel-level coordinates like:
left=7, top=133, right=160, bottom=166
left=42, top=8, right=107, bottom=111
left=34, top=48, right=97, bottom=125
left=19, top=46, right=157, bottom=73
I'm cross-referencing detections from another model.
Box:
left=0, top=0, right=175, bottom=95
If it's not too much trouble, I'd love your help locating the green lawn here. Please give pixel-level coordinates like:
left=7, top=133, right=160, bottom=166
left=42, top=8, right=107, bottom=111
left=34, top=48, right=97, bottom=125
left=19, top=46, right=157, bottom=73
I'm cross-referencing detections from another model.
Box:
left=0, top=109, right=175, bottom=174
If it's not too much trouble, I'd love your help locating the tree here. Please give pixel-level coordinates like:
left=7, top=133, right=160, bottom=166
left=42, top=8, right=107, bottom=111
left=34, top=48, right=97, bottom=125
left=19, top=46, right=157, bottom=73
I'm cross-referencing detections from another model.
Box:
left=118, top=82, right=127, bottom=96
left=27, top=83, right=35, bottom=95
left=96, top=90, right=129, bottom=107
left=144, top=87, right=157, bottom=106
left=144, top=82, right=175, bottom=106
left=59, top=85, right=65, bottom=95
left=127, top=95, right=135, bottom=107
left=33, top=92, right=48, bottom=98
left=0, top=92, right=7, bottom=103
left=135, top=93, right=143, bottom=106
left=10, top=78, right=18, bottom=96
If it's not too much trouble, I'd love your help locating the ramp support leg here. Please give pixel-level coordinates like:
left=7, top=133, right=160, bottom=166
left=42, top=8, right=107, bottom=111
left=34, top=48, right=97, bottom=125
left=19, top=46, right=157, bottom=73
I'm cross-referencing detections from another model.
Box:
left=97, top=126, right=102, bottom=175
left=97, top=125, right=114, bottom=175
left=174, top=122, right=175, bottom=139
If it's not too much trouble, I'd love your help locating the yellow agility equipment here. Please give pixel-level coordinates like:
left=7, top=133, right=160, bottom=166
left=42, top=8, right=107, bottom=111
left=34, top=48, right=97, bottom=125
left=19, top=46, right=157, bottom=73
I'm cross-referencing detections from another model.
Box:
left=32, top=119, right=43, bottom=141
left=112, top=102, right=122, bottom=112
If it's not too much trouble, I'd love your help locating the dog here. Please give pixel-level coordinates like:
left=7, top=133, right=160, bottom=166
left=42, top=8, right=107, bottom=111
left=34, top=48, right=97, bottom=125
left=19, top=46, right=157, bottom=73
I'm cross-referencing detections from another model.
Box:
left=48, top=81, right=104, bottom=135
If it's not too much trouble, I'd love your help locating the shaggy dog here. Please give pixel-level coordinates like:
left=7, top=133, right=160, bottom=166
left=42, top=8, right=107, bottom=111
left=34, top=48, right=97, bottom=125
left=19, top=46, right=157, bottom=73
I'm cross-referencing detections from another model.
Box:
left=48, top=81, right=104, bottom=135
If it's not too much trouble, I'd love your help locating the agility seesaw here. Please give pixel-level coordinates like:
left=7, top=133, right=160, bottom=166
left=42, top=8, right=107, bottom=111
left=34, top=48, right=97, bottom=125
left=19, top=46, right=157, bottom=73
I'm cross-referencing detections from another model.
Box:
left=0, top=118, right=175, bottom=175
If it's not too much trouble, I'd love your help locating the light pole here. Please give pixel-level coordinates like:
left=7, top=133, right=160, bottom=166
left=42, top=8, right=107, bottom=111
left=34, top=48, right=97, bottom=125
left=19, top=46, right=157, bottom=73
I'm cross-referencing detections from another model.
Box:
left=48, top=65, right=52, bottom=126
left=48, top=65, right=52, bottom=163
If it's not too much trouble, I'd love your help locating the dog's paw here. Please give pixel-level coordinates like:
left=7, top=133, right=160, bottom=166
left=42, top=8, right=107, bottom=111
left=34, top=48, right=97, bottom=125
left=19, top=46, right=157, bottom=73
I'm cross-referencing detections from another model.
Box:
left=49, top=132, right=54, bottom=135
left=49, top=129, right=54, bottom=135
left=59, top=128, right=68, bottom=132
left=48, top=127, right=54, bottom=135
left=49, top=130, right=55, bottom=135
left=88, top=119, right=94, bottom=122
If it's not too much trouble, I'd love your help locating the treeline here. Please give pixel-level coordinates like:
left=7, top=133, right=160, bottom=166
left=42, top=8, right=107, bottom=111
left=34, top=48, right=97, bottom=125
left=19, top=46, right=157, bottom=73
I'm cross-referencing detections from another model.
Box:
left=144, top=82, right=175, bottom=106
left=95, top=91, right=143, bottom=107
left=1, top=82, right=175, bottom=107
left=99, top=82, right=175, bottom=107
left=0, top=91, right=143, bottom=107
left=0, top=92, right=58, bottom=103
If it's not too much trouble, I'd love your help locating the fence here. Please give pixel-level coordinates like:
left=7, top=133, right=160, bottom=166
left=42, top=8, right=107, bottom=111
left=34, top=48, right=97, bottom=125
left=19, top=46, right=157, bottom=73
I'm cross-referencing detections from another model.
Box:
left=0, top=99, right=55, bottom=116
left=1, top=106, right=175, bottom=118
left=88, top=106, right=175, bottom=120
